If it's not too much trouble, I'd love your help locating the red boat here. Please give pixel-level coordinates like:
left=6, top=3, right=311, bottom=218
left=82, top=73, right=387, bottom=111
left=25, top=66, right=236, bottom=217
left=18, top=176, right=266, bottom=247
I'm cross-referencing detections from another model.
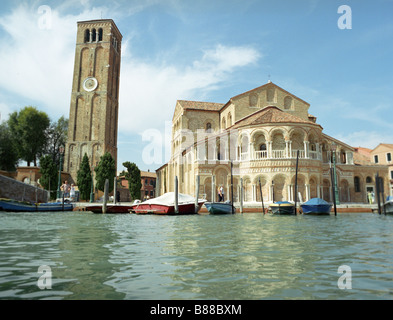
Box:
left=130, top=192, right=206, bottom=215
left=85, top=204, right=134, bottom=214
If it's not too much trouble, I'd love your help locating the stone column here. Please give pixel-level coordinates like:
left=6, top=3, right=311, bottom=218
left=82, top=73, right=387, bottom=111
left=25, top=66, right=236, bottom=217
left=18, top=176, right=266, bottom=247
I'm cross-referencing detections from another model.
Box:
left=267, top=141, right=272, bottom=159
left=304, top=141, right=309, bottom=159
left=287, top=184, right=292, bottom=202
left=306, top=184, right=310, bottom=201
left=285, top=141, right=290, bottom=158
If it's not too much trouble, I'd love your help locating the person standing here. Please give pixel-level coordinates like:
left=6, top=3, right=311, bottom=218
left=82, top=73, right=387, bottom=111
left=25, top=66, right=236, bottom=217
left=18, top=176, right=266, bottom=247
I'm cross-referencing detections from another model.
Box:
left=218, top=186, right=222, bottom=202
left=70, top=184, right=75, bottom=201
left=62, top=180, right=70, bottom=198
left=220, top=185, right=225, bottom=202
left=367, top=191, right=373, bottom=204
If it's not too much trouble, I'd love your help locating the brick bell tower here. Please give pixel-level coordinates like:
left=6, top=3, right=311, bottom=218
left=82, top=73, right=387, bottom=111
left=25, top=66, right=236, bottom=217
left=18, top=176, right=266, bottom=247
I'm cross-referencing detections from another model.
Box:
left=64, top=19, right=122, bottom=184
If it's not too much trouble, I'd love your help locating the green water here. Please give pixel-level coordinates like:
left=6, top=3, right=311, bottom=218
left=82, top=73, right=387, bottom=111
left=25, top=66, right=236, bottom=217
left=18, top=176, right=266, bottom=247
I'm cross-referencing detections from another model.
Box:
left=0, top=211, right=392, bottom=300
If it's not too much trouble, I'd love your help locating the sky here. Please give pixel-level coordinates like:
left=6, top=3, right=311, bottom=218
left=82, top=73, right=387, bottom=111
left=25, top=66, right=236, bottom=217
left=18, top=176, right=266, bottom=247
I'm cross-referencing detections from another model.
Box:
left=0, top=0, right=392, bottom=173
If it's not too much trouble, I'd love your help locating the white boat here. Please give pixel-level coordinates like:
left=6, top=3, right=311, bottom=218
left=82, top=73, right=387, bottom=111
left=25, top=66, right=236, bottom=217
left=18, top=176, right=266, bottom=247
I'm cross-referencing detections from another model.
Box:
left=384, top=196, right=393, bottom=214
left=130, top=192, right=206, bottom=215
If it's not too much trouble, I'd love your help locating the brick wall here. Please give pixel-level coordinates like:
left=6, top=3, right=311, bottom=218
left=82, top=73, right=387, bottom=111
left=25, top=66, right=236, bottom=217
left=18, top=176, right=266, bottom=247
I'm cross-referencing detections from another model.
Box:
left=0, top=175, right=48, bottom=203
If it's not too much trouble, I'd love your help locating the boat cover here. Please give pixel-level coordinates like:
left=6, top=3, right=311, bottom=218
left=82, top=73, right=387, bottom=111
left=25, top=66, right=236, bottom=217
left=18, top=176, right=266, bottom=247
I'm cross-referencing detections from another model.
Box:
left=138, top=192, right=202, bottom=206
left=302, top=198, right=330, bottom=205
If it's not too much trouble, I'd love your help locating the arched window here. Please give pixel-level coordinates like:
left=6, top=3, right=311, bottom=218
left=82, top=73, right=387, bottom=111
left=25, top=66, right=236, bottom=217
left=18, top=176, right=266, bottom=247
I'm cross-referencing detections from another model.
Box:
left=228, top=113, right=232, bottom=126
left=354, top=176, right=361, bottom=192
left=366, top=176, right=372, bottom=183
left=206, top=122, right=212, bottom=131
left=84, top=29, right=90, bottom=43
left=259, top=144, right=267, bottom=151
left=98, top=28, right=103, bottom=41
left=222, top=118, right=226, bottom=129
left=92, top=29, right=97, bottom=42
left=284, top=96, right=292, bottom=109
left=267, top=88, right=274, bottom=102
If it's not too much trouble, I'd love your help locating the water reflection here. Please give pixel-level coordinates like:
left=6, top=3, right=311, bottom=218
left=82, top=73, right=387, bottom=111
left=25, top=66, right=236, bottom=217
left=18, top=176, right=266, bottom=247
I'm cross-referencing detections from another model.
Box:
left=1, top=212, right=392, bottom=299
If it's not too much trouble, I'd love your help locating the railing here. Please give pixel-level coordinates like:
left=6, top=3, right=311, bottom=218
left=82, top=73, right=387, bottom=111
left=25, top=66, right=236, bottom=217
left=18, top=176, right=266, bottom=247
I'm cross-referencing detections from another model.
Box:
left=255, top=150, right=268, bottom=160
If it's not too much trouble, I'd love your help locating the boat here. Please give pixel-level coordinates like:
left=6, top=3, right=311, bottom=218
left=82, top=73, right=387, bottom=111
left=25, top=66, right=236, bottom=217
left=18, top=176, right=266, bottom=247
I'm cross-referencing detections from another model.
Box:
left=301, top=198, right=332, bottom=215
left=384, top=196, right=393, bottom=214
left=130, top=192, right=206, bottom=215
left=0, top=198, right=73, bottom=212
left=85, top=204, right=134, bottom=214
left=204, top=201, right=236, bottom=214
left=269, top=201, right=296, bottom=215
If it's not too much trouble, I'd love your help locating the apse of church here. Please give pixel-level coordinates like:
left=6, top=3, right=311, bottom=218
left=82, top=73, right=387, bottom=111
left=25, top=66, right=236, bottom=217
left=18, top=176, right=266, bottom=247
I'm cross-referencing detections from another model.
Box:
left=156, top=82, right=388, bottom=204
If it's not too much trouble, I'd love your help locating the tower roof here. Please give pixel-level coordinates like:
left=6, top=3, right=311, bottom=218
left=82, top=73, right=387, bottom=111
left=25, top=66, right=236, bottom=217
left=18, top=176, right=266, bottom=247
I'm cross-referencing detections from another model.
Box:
left=77, top=19, right=123, bottom=39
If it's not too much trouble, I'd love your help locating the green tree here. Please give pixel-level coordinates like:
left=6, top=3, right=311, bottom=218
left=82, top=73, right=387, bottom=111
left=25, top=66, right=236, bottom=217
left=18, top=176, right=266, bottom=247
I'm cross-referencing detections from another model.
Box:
left=95, top=152, right=116, bottom=193
left=8, top=106, right=50, bottom=166
left=77, top=153, right=92, bottom=201
left=0, top=122, right=18, bottom=171
left=39, top=155, right=58, bottom=199
left=123, top=161, right=142, bottom=200
left=45, top=116, right=69, bottom=165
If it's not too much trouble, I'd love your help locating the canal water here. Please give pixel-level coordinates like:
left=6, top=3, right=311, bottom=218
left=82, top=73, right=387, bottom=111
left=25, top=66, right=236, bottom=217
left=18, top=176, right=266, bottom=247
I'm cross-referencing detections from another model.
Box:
left=0, top=211, right=392, bottom=300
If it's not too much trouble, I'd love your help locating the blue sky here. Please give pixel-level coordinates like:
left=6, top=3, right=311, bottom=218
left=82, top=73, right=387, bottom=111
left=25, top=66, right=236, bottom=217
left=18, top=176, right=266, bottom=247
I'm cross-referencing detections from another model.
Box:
left=0, top=0, right=392, bottom=172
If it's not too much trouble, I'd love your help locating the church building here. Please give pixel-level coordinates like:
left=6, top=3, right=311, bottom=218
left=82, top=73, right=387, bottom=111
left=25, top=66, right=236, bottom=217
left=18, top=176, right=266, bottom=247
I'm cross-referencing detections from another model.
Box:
left=156, top=81, right=389, bottom=204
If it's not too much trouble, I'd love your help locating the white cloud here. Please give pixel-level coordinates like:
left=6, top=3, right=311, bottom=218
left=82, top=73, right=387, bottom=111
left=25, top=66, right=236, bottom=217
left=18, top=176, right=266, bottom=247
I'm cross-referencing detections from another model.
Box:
left=0, top=3, right=261, bottom=136
left=119, top=44, right=260, bottom=135
left=0, top=4, right=110, bottom=119
left=335, top=131, right=390, bottom=149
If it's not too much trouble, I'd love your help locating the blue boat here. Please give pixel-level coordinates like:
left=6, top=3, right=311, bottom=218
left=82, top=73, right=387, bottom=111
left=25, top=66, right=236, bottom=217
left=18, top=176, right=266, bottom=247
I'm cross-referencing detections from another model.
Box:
left=301, top=198, right=332, bottom=215
left=204, top=201, right=236, bottom=214
left=0, top=199, right=73, bottom=212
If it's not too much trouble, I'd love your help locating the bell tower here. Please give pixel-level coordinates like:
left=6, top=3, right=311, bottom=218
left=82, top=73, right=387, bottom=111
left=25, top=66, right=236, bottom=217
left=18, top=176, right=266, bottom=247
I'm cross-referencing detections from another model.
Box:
left=64, top=19, right=122, bottom=183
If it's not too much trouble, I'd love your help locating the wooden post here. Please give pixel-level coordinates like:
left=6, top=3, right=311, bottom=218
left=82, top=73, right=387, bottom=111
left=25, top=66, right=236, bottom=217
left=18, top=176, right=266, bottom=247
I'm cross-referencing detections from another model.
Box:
left=380, top=176, right=386, bottom=215
left=330, top=168, right=337, bottom=216
left=231, top=161, right=234, bottom=214
left=375, top=173, right=381, bottom=214
left=211, top=175, right=215, bottom=203
left=113, top=177, right=117, bottom=204
left=259, top=178, right=265, bottom=214
left=294, top=150, right=299, bottom=215
left=175, top=176, right=179, bottom=214
left=240, top=178, right=243, bottom=214
left=195, top=175, right=200, bottom=213
left=103, top=179, right=109, bottom=214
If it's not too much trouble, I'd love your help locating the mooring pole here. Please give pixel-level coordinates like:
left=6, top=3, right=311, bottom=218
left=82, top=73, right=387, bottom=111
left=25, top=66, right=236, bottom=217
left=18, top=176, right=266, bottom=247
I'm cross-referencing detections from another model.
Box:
left=240, top=178, right=243, bottom=214
left=380, top=176, right=386, bottom=215
left=195, top=175, right=200, bottom=214
left=294, top=150, right=299, bottom=215
left=113, top=176, right=117, bottom=205
left=231, top=161, right=234, bottom=214
left=259, top=178, right=265, bottom=214
left=375, top=173, right=381, bottom=215
left=330, top=167, right=337, bottom=216
left=175, top=176, right=179, bottom=214
left=102, top=179, right=109, bottom=214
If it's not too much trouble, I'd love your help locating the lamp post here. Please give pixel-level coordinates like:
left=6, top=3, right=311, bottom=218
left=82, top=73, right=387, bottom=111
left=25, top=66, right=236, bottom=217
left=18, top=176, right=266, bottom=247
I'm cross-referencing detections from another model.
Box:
left=331, top=143, right=340, bottom=205
left=56, top=146, right=64, bottom=199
